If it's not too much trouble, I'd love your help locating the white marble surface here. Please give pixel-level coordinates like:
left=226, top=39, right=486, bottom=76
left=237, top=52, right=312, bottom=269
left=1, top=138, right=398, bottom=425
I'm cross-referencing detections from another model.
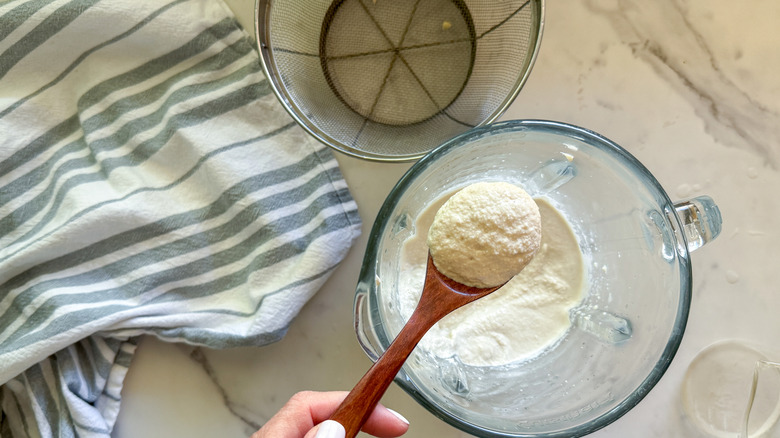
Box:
left=112, top=0, right=780, bottom=437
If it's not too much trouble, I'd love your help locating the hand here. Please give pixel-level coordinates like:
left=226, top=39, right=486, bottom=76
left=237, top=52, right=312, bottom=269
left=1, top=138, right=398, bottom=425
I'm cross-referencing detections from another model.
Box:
left=251, top=391, right=410, bottom=438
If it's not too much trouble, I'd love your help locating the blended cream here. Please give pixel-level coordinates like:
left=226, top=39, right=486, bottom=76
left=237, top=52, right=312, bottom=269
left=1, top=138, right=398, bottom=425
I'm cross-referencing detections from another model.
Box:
left=398, top=190, right=585, bottom=367
left=428, top=182, right=542, bottom=288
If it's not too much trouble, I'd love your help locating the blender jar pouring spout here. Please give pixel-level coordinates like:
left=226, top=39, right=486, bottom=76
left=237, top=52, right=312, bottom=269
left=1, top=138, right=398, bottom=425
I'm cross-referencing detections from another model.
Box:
left=672, top=196, right=722, bottom=252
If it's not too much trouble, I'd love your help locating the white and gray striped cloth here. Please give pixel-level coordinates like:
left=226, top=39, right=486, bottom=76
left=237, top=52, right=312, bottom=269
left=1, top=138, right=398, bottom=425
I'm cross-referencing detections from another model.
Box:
left=0, top=1, right=362, bottom=436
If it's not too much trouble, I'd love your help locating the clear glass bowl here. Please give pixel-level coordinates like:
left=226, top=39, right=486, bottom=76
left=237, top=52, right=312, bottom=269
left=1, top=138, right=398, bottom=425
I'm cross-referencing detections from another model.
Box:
left=682, top=340, right=780, bottom=438
left=354, top=120, right=722, bottom=437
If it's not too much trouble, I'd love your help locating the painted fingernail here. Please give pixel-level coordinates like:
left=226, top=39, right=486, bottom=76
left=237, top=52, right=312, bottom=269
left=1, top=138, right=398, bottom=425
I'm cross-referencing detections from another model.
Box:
left=387, top=408, right=410, bottom=425
left=314, top=420, right=345, bottom=438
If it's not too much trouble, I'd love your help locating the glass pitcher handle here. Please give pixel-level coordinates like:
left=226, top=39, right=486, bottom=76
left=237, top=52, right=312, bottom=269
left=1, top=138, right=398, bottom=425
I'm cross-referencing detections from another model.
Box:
left=742, top=359, right=780, bottom=438
left=673, top=196, right=722, bottom=252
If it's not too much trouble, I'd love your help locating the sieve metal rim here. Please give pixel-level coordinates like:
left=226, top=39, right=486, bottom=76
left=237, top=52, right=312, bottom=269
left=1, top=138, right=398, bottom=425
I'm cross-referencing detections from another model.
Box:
left=254, top=0, right=546, bottom=162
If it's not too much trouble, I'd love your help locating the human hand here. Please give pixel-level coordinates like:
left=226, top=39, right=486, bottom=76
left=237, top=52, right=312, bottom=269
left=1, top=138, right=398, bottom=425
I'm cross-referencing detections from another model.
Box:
left=250, top=391, right=410, bottom=438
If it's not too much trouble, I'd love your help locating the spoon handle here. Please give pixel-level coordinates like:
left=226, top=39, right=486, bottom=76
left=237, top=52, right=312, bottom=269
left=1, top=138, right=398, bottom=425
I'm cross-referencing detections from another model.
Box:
left=329, top=306, right=434, bottom=437
left=329, top=255, right=497, bottom=437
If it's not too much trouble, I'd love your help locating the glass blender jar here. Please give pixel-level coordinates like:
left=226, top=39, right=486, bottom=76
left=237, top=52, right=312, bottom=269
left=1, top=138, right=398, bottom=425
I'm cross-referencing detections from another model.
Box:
left=354, top=120, right=722, bottom=437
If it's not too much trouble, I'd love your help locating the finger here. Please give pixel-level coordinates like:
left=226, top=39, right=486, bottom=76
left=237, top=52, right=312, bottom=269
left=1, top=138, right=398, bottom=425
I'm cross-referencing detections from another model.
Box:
left=303, top=420, right=345, bottom=438
left=255, top=391, right=409, bottom=438
left=361, top=406, right=410, bottom=438
left=256, top=391, right=350, bottom=438
left=252, top=392, right=327, bottom=438
left=303, top=391, right=409, bottom=438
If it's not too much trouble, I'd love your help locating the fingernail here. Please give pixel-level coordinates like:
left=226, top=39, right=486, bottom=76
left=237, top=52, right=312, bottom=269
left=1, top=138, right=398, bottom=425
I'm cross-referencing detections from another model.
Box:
left=387, top=408, right=409, bottom=425
left=314, top=420, right=345, bottom=438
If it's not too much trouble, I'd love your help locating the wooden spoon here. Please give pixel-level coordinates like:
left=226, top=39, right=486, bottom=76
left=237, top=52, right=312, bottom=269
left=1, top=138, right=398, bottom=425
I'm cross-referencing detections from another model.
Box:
left=328, top=253, right=506, bottom=437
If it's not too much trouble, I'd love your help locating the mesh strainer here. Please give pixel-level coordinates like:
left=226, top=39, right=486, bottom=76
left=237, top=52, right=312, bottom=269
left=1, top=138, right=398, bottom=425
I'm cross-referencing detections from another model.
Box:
left=255, top=0, right=543, bottom=161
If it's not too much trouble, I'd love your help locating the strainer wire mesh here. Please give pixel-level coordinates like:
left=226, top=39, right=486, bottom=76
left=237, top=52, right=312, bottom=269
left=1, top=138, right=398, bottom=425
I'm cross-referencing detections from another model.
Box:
left=259, top=0, right=541, bottom=160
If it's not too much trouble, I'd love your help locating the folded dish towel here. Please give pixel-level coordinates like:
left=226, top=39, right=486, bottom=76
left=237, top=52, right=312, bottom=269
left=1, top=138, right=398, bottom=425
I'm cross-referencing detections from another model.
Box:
left=0, top=0, right=362, bottom=436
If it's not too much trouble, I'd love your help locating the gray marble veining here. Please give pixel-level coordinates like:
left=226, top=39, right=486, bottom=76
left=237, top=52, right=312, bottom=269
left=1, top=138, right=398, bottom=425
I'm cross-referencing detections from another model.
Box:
left=113, top=0, right=780, bottom=437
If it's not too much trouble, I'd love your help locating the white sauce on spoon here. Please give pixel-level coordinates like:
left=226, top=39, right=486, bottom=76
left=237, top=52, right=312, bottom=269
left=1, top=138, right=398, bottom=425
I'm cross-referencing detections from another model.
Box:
left=398, top=185, right=585, bottom=367
left=427, top=181, right=542, bottom=288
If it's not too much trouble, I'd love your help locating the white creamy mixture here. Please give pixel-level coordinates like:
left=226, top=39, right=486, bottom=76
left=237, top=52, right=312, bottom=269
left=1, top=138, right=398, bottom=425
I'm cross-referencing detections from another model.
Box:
left=427, top=182, right=542, bottom=288
left=398, top=189, right=585, bottom=367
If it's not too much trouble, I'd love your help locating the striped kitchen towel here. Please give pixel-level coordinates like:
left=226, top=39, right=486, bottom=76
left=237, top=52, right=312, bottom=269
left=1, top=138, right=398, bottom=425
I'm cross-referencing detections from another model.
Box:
left=0, top=0, right=362, bottom=436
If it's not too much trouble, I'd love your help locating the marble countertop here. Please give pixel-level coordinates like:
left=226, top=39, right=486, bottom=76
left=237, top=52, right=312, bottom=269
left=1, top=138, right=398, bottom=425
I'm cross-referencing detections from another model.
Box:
left=113, top=0, right=780, bottom=437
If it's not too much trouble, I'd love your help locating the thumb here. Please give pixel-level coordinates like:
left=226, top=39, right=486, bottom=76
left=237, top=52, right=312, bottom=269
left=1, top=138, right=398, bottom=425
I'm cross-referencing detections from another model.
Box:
left=307, top=420, right=346, bottom=438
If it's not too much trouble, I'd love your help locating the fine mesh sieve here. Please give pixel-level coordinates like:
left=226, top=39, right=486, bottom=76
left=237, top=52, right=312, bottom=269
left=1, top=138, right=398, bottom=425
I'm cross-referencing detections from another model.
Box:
left=255, top=0, right=543, bottom=161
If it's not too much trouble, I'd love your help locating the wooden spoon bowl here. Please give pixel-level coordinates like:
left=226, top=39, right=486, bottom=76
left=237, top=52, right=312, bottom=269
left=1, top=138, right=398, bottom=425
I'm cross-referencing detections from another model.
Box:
left=329, top=253, right=505, bottom=437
